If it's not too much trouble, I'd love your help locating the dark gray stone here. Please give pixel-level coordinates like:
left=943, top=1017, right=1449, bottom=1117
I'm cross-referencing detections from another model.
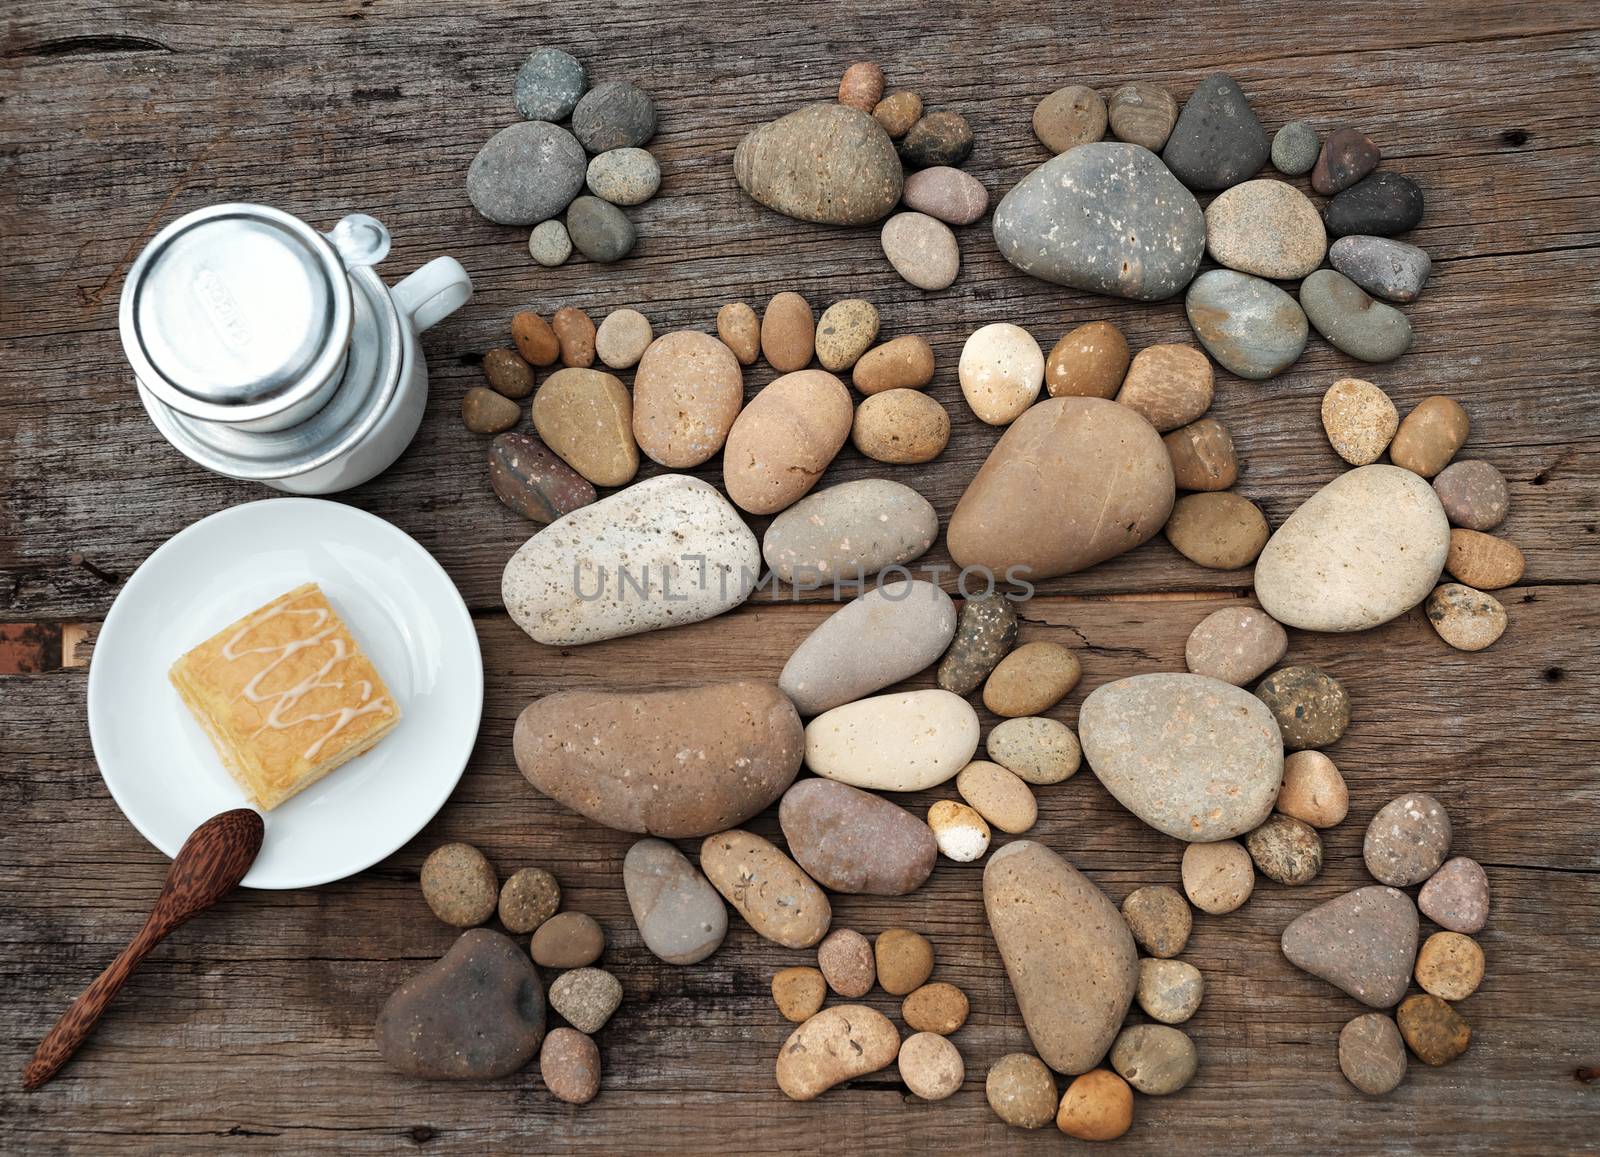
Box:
left=1324, top=171, right=1424, bottom=236
left=1271, top=121, right=1319, bottom=176
left=565, top=195, right=636, bottom=263
left=467, top=121, right=587, bottom=226
left=1161, top=73, right=1269, bottom=190
left=1300, top=269, right=1413, bottom=362
left=1185, top=269, right=1308, bottom=380
left=1329, top=235, right=1432, bottom=302
left=936, top=592, right=1018, bottom=695
left=514, top=47, right=587, bottom=121
left=1254, top=664, right=1350, bottom=750
left=897, top=111, right=973, bottom=168
left=571, top=80, right=656, bottom=153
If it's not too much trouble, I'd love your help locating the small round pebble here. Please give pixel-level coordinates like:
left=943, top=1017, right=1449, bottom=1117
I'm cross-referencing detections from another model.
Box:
left=512, top=310, right=561, bottom=365
left=420, top=843, right=498, bottom=926
left=816, top=928, right=875, bottom=998
left=1397, top=993, right=1472, bottom=1066
left=959, top=323, right=1044, bottom=424
left=985, top=716, right=1081, bottom=785
left=772, top=966, right=827, bottom=1022
left=956, top=760, right=1037, bottom=834
left=586, top=147, right=661, bottom=206
left=1246, top=814, right=1324, bottom=885
left=497, top=866, right=561, bottom=934
left=571, top=80, right=655, bottom=152
left=898, top=110, right=973, bottom=168
left=1427, top=582, right=1508, bottom=651
left=881, top=211, right=960, bottom=291
left=1276, top=750, right=1349, bottom=828
left=1110, top=1024, right=1196, bottom=1095
left=837, top=61, right=885, bottom=114
left=565, top=195, right=635, bottom=263
left=899, top=1032, right=963, bottom=1101
left=1364, top=792, right=1452, bottom=887
left=1416, top=931, right=1485, bottom=1001
left=1272, top=120, right=1320, bottom=176
left=1046, top=320, right=1129, bottom=399
left=1107, top=81, right=1177, bottom=151
left=528, top=219, right=572, bottom=267
left=982, top=641, right=1080, bottom=717
left=482, top=348, right=535, bottom=399
left=716, top=302, right=760, bottom=365
left=548, top=967, right=622, bottom=1034
left=1164, top=492, right=1269, bottom=570
left=1033, top=84, right=1106, bottom=154
left=1056, top=1069, right=1133, bottom=1140
left=1122, top=885, right=1192, bottom=958
left=594, top=308, right=653, bottom=370
left=1433, top=460, right=1510, bottom=531
left=986, top=1053, right=1057, bottom=1129
left=760, top=291, right=815, bottom=371
left=1339, top=1013, right=1407, bottom=1094
left=1164, top=417, right=1239, bottom=491
left=1137, top=958, right=1204, bottom=1025
left=872, top=91, right=922, bottom=138
left=1447, top=529, right=1526, bottom=590
left=902, top=983, right=969, bottom=1035
left=531, top=911, right=605, bottom=968
left=461, top=387, right=520, bottom=435
left=875, top=928, right=934, bottom=995
left=1419, top=856, right=1490, bottom=933
left=814, top=299, right=880, bottom=371
left=1184, top=606, right=1288, bottom=686
left=1182, top=840, right=1255, bottom=915
left=514, top=47, right=586, bottom=121
left=1255, top=665, right=1350, bottom=750
left=928, top=799, right=991, bottom=863
left=852, top=389, right=950, bottom=464
left=540, top=1026, right=601, bottom=1104
left=1321, top=377, right=1399, bottom=466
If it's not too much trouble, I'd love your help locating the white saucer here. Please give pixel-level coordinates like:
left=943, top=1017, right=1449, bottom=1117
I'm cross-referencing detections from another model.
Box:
left=87, top=498, right=483, bottom=888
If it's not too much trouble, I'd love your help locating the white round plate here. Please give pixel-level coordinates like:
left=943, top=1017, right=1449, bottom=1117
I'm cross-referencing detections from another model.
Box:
left=88, top=497, right=482, bottom=888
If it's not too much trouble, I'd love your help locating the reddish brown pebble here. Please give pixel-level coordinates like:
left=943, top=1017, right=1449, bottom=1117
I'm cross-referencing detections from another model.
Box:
left=1046, top=321, right=1130, bottom=399
left=541, top=1027, right=601, bottom=1104
left=552, top=306, right=597, bottom=368
left=461, top=387, right=521, bottom=435
left=1163, top=418, right=1239, bottom=491
left=1446, top=529, right=1525, bottom=590
left=717, top=302, right=761, bottom=365
left=482, top=347, right=535, bottom=399
left=838, top=62, right=885, bottom=114
left=1312, top=127, right=1382, bottom=195
left=1390, top=395, right=1469, bottom=478
left=816, top=928, right=875, bottom=998
left=761, top=291, right=815, bottom=371
left=1056, top=1069, right=1133, bottom=1141
left=511, top=310, right=561, bottom=366
left=488, top=433, right=596, bottom=524
left=853, top=335, right=935, bottom=394
left=1397, top=993, right=1472, bottom=1065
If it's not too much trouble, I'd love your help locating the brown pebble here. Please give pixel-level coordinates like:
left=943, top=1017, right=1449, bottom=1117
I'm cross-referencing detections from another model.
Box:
left=986, top=1053, right=1057, bottom=1129
left=531, top=911, right=605, bottom=968
left=982, top=641, right=1081, bottom=717
left=1056, top=1069, right=1133, bottom=1141
left=838, top=61, right=885, bottom=114
left=1164, top=492, right=1269, bottom=569
left=1446, top=529, right=1525, bottom=590
left=1320, top=377, right=1398, bottom=466
left=1163, top=418, right=1239, bottom=491
left=1432, top=459, right=1509, bottom=530
left=1339, top=1013, right=1407, bottom=1094
left=498, top=866, right=561, bottom=934
left=898, top=1031, right=964, bottom=1101
left=461, top=387, right=521, bottom=434
left=1117, top=344, right=1213, bottom=432
left=1246, top=814, right=1324, bottom=885
left=816, top=928, right=875, bottom=998
left=875, top=927, right=934, bottom=995
left=1046, top=321, right=1129, bottom=399
left=594, top=308, right=653, bottom=370
left=761, top=291, right=815, bottom=371
left=511, top=310, right=561, bottom=366
left=1415, top=931, right=1485, bottom=1001
left=852, top=389, right=950, bottom=464
left=530, top=367, right=639, bottom=487
left=1276, top=751, right=1349, bottom=828
left=420, top=843, right=498, bottom=927
left=1390, top=395, right=1469, bottom=478
left=902, top=982, right=969, bottom=1035
left=1107, top=81, right=1178, bottom=151
left=540, top=1027, right=601, bottom=1104
left=899, top=110, right=973, bottom=167
left=1397, top=993, right=1472, bottom=1066
left=1426, top=583, right=1508, bottom=652
left=852, top=335, right=935, bottom=394
left=1121, top=885, right=1192, bottom=958
left=873, top=91, right=923, bottom=138
left=717, top=302, right=761, bottom=365
left=814, top=299, right=880, bottom=372
left=551, top=306, right=597, bottom=368
left=1033, top=85, right=1107, bottom=154
left=482, top=347, right=535, bottom=399
left=1182, top=839, right=1254, bottom=914
left=771, top=966, right=827, bottom=1022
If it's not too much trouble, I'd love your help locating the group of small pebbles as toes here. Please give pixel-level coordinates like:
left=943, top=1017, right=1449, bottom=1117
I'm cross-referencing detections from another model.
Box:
left=374, top=844, right=617, bottom=1103
left=467, top=47, right=660, bottom=264
left=734, top=61, right=985, bottom=290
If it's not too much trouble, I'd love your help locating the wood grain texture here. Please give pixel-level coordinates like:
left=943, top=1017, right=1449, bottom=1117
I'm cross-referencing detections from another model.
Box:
left=2, top=0, right=1599, bottom=1152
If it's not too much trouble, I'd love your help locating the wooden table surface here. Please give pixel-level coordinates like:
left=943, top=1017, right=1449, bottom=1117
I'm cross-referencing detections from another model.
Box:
left=3, top=1, right=1598, bottom=1152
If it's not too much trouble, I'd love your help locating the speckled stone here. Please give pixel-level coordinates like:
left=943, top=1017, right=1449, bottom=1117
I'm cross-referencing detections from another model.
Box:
left=881, top=211, right=960, bottom=290
left=514, top=48, right=586, bottom=121
left=571, top=80, right=656, bottom=152
left=1033, top=84, right=1107, bottom=153
left=1301, top=268, right=1412, bottom=362
left=852, top=389, right=950, bottom=464
left=467, top=121, right=587, bottom=226
left=1136, top=958, right=1204, bottom=1025
left=780, top=778, right=937, bottom=896
left=1433, top=460, right=1509, bottom=530
left=1320, top=377, right=1399, bottom=466
left=985, top=716, right=1082, bottom=785
left=776, top=1005, right=900, bottom=1100
left=631, top=330, right=741, bottom=467
left=1181, top=840, right=1255, bottom=914
left=1246, top=815, right=1324, bottom=885
left=1205, top=179, right=1327, bottom=279
left=548, top=967, right=622, bottom=1034
left=960, top=322, right=1045, bottom=424
left=1110, top=1024, right=1197, bottom=1095
left=1163, top=418, right=1239, bottom=491
left=1281, top=885, right=1419, bottom=1008
left=1254, top=665, right=1350, bottom=750
left=1339, top=1013, right=1407, bottom=1094
left=548, top=307, right=594, bottom=366
left=898, top=110, right=973, bottom=167
left=586, top=147, right=660, bottom=206
left=1312, top=127, right=1381, bottom=195
left=1446, top=529, right=1525, bottom=591
left=461, top=387, right=520, bottom=435
left=937, top=592, right=1019, bottom=695
left=1121, top=885, right=1192, bottom=958
left=816, top=928, right=875, bottom=997
left=528, top=219, right=572, bottom=266
left=1397, top=994, right=1471, bottom=1065
left=716, top=302, right=760, bottom=365
left=1184, top=606, right=1288, bottom=687
left=1418, top=856, right=1490, bottom=933
left=853, top=334, right=935, bottom=394
left=1324, top=171, right=1425, bottom=237
left=702, top=829, right=831, bottom=949
left=1365, top=793, right=1452, bottom=887
left=1426, top=582, right=1508, bottom=651
left=1107, top=81, right=1178, bottom=151
left=1330, top=235, right=1432, bottom=303
left=421, top=843, right=498, bottom=927
left=814, top=299, right=880, bottom=371
left=734, top=103, right=902, bottom=225
left=1415, top=930, right=1484, bottom=1001
left=985, top=1053, right=1057, bottom=1128
left=837, top=61, right=885, bottom=114
left=565, top=195, right=635, bottom=263
left=1185, top=269, right=1309, bottom=380
left=761, top=478, right=938, bottom=586
left=1271, top=121, right=1319, bottom=176
left=541, top=1027, right=601, bottom=1104
left=1161, top=72, right=1269, bottom=191
left=498, top=866, right=561, bottom=934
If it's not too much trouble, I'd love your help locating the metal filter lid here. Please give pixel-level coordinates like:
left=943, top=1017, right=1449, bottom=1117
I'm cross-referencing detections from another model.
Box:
left=119, top=203, right=353, bottom=422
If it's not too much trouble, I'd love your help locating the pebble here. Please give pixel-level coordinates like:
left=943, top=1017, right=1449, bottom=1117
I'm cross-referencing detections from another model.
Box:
left=1046, top=320, right=1129, bottom=399
left=528, top=219, right=572, bottom=266
left=853, top=336, right=935, bottom=396
left=722, top=370, right=853, bottom=514
left=1447, top=529, right=1524, bottom=590
left=1330, top=235, right=1432, bottom=303
left=982, top=641, right=1081, bottom=717
left=937, top=592, right=1019, bottom=695
left=805, top=689, right=979, bottom=792
left=420, top=843, right=498, bottom=927
left=903, top=166, right=988, bottom=226
left=780, top=778, right=937, bottom=896
left=1137, top=958, right=1204, bottom=1025
left=516, top=682, right=799, bottom=833
left=1397, top=993, right=1471, bottom=1066
left=531, top=911, right=604, bottom=968
left=1320, top=377, right=1399, bottom=466
left=572, top=80, right=655, bottom=152
left=814, top=299, right=879, bottom=371
left=482, top=347, right=535, bottom=398
left=986, top=1054, right=1058, bottom=1129
left=772, top=967, right=827, bottom=1022
left=1205, top=179, right=1327, bottom=279
left=1246, top=814, right=1324, bottom=885
left=1312, top=127, right=1381, bottom=195
left=984, top=841, right=1138, bottom=1073
left=716, top=301, right=760, bottom=365
left=993, top=142, right=1204, bottom=300
left=530, top=367, right=637, bottom=486
left=1184, top=606, right=1288, bottom=686
left=498, top=866, right=561, bottom=934
left=551, top=305, right=596, bottom=367
left=1416, top=931, right=1484, bottom=1001
left=780, top=579, right=956, bottom=716
left=1277, top=751, right=1349, bottom=828
left=1254, top=465, right=1449, bottom=632
left=1117, top=343, right=1214, bottom=431
left=462, top=386, right=521, bottom=435
left=1122, top=885, right=1192, bottom=958
left=760, top=291, right=815, bottom=372
left=1181, top=840, right=1255, bottom=914
left=948, top=397, right=1175, bottom=579
left=585, top=147, right=660, bottom=208
left=875, top=928, right=935, bottom=995
left=872, top=90, right=922, bottom=138
left=1365, top=792, right=1452, bottom=887
left=1080, top=673, right=1283, bottom=841
left=1281, top=885, right=1419, bottom=1008
left=701, top=829, right=831, bottom=949
left=777, top=1005, right=900, bottom=1101
left=852, top=389, right=951, bottom=463
left=502, top=475, right=758, bottom=645
left=541, top=1027, right=601, bottom=1104
left=1271, top=121, right=1319, bottom=176
left=549, top=968, right=622, bottom=1034
left=1325, top=171, right=1425, bottom=237
left=1432, top=460, right=1509, bottom=530
left=903, top=983, right=969, bottom=1035
left=1254, top=665, right=1350, bottom=750
left=929, top=799, right=991, bottom=862
left=957, top=760, right=1038, bottom=834
left=837, top=61, right=884, bottom=114
left=1427, top=582, right=1508, bottom=651
left=467, top=121, right=587, bottom=225
left=594, top=308, right=652, bottom=370
left=985, top=716, right=1082, bottom=785
left=514, top=48, right=587, bottom=121
left=1107, top=81, right=1178, bottom=150
left=898, top=110, right=973, bottom=167
left=899, top=1032, right=964, bottom=1101
left=1185, top=270, right=1309, bottom=380
left=1164, top=418, right=1239, bottom=491
left=881, top=211, right=960, bottom=290
left=1391, top=395, right=1470, bottom=478
left=375, top=930, right=545, bottom=1079
left=1056, top=1070, right=1134, bottom=1140
left=512, top=310, right=561, bottom=366
left=1161, top=72, right=1269, bottom=191
left=1032, top=85, right=1106, bottom=153
left=1300, top=269, right=1413, bottom=362
left=1110, top=1024, right=1197, bottom=1095
left=623, top=837, right=727, bottom=965
left=1164, top=491, right=1270, bottom=569
left=1339, top=1013, right=1408, bottom=1094
left=734, top=103, right=902, bottom=225
left=631, top=331, right=741, bottom=467
left=1419, top=856, right=1490, bottom=933
left=816, top=928, right=875, bottom=998
left=762, top=478, right=938, bottom=586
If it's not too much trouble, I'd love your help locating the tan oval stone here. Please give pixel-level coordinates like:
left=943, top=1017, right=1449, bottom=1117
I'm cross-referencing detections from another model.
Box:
left=1205, top=178, right=1327, bottom=279
left=872, top=91, right=922, bottom=138
left=1391, top=395, right=1470, bottom=478
left=1446, top=529, right=1525, bottom=590
left=1164, top=491, right=1270, bottom=569
left=630, top=331, right=742, bottom=467
left=1425, top=583, right=1507, bottom=651
left=852, top=388, right=950, bottom=464
left=816, top=927, right=875, bottom=997
left=898, top=1031, right=964, bottom=1101
left=1415, top=931, right=1484, bottom=1002
left=853, top=335, right=935, bottom=394
left=875, top=928, right=934, bottom=995
left=1137, top=958, right=1204, bottom=1025
left=960, top=323, right=1045, bottom=424
left=530, top=367, right=639, bottom=486
left=761, top=291, right=815, bottom=371
left=1107, top=80, right=1178, bottom=151
left=1277, top=750, right=1349, bottom=827
left=1115, top=344, right=1213, bottom=433
left=702, top=829, right=831, bottom=949
left=776, top=1005, right=899, bottom=1100
left=1163, top=418, right=1239, bottom=491
left=723, top=369, right=853, bottom=514
left=1181, top=840, right=1254, bottom=914
left=985, top=716, right=1082, bottom=785
left=902, top=982, right=969, bottom=1035
left=551, top=305, right=596, bottom=367
left=982, top=641, right=1081, bottom=717
left=1046, top=320, right=1130, bottom=399
left=1183, top=606, right=1287, bottom=686
left=772, top=966, right=827, bottom=1022
left=814, top=299, right=880, bottom=371
left=1122, top=885, right=1192, bottom=958
left=986, top=1053, right=1057, bottom=1129
left=1321, top=377, right=1398, bottom=466
left=956, top=760, right=1038, bottom=833
left=1033, top=84, right=1107, bottom=154
left=881, top=211, right=961, bottom=291
left=716, top=301, right=760, bottom=365
left=594, top=307, right=652, bottom=369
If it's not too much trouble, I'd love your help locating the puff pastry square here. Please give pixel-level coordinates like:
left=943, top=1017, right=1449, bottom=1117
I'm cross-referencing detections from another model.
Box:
left=169, top=582, right=401, bottom=810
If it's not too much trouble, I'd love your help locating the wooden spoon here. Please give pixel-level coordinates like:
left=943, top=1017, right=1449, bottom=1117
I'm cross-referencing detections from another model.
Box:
left=22, top=808, right=264, bottom=1090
